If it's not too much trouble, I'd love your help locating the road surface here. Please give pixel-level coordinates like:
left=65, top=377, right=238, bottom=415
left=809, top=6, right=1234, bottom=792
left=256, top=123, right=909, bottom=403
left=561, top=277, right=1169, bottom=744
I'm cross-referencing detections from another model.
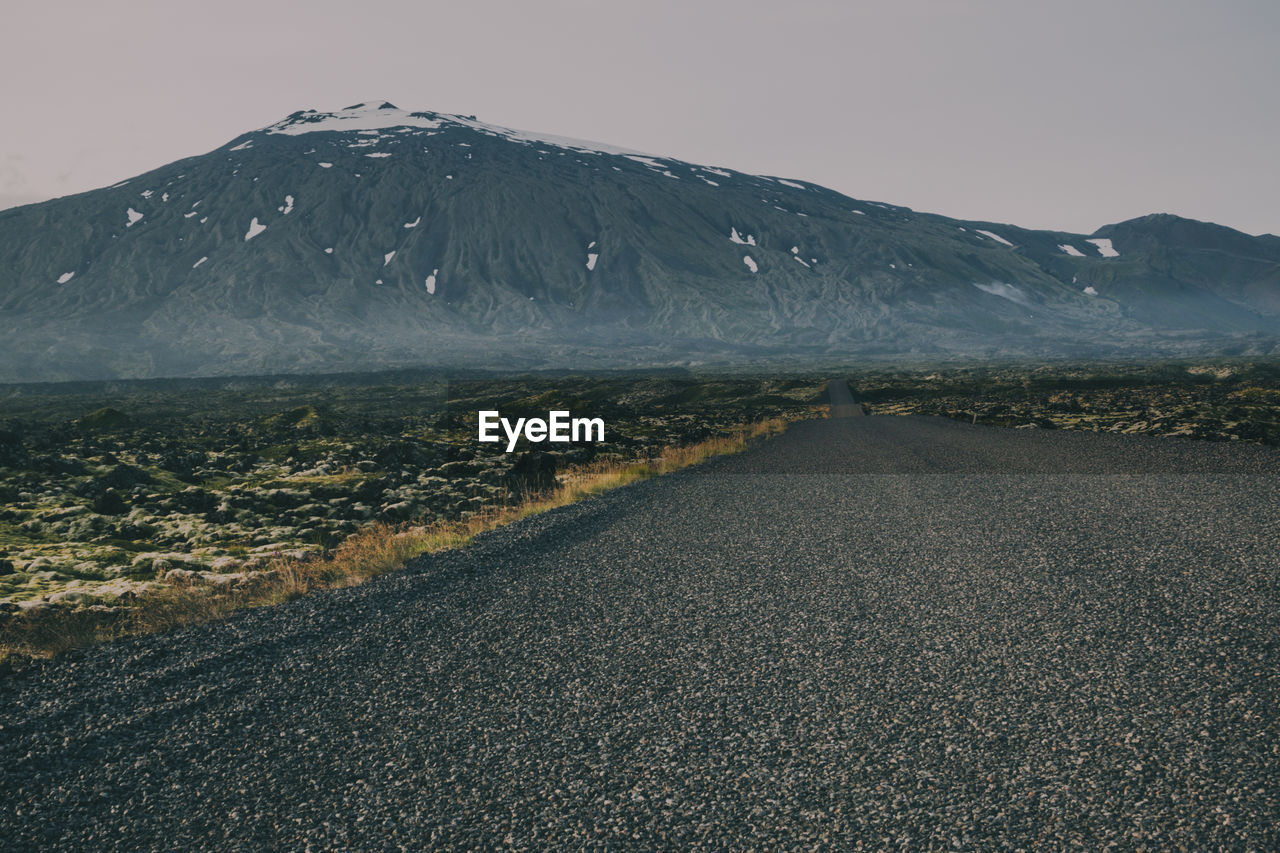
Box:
left=3, top=414, right=1279, bottom=850
left=826, top=377, right=864, bottom=417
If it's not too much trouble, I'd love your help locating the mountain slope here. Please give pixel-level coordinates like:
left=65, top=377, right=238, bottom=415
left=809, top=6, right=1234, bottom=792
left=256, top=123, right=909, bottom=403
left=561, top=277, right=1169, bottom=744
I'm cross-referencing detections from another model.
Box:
left=1, top=101, right=1277, bottom=381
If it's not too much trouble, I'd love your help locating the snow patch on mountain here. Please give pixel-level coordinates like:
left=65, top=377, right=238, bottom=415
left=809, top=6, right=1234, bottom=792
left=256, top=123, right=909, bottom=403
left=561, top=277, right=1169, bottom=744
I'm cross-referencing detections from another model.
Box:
left=244, top=218, right=266, bottom=241
left=384, top=251, right=396, bottom=266
left=478, top=126, right=646, bottom=157
left=789, top=247, right=814, bottom=268
left=973, top=282, right=1030, bottom=306
left=425, top=269, right=438, bottom=294
left=264, top=101, right=650, bottom=159
left=776, top=179, right=806, bottom=190
left=730, top=228, right=756, bottom=246
left=1083, top=286, right=1098, bottom=296
left=279, top=195, right=294, bottom=215
left=126, top=208, right=143, bottom=227
left=1059, top=243, right=1085, bottom=257
left=1088, top=238, right=1120, bottom=257
left=404, top=216, right=420, bottom=228
left=57, top=272, right=74, bottom=284
left=586, top=252, right=598, bottom=271
left=192, top=256, right=208, bottom=269
left=743, top=255, right=758, bottom=273
left=625, top=155, right=674, bottom=175
left=267, top=103, right=442, bottom=135
left=976, top=230, right=1015, bottom=247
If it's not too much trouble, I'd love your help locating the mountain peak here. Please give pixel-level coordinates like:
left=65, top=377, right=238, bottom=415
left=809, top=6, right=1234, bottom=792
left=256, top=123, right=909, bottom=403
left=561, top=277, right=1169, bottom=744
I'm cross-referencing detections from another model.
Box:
left=264, top=102, right=442, bottom=136
left=1111, top=213, right=1209, bottom=230
left=1096, top=212, right=1262, bottom=248
left=340, top=101, right=400, bottom=111
left=258, top=102, right=651, bottom=158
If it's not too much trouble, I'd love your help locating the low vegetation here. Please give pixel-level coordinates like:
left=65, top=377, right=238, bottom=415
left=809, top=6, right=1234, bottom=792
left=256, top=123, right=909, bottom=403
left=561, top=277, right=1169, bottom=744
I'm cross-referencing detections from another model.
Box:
left=858, top=359, right=1280, bottom=445
left=0, top=370, right=815, bottom=668
left=8, top=358, right=1275, bottom=669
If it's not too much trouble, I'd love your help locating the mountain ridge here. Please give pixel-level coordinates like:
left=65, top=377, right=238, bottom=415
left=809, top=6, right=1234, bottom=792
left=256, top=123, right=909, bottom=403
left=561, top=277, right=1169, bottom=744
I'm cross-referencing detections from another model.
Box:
left=2, top=101, right=1277, bottom=381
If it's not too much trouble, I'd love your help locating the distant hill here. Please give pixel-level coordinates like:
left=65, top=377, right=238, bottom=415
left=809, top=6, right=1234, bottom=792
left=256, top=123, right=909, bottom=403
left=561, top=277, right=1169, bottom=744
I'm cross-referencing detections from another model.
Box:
left=1, top=101, right=1277, bottom=381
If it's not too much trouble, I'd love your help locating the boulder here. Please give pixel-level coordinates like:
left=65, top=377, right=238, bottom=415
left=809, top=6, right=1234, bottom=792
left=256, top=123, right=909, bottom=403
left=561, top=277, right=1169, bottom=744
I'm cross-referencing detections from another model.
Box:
left=101, top=463, right=153, bottom=490
left=504, top=451, right=557, bottom=497
left=45, top=590, right=93, bottom=605
left=439, top=460, right=481, bottom=478
left=374, top=440, right=432, bottom=468
left=116, top=520, right=157, bottom=541
left=17, top=601, right=54, bottom=615
left=380, top=501, right=415, bottom=522
left=92, top=488, right=128, bottom=515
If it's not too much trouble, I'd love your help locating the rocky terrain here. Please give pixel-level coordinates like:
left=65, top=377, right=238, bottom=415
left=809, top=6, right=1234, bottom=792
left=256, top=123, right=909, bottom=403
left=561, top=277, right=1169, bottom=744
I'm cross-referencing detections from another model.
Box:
left=860, top=359, right=1280, bottom=445
left=5, top=359, right=1276, bottom=625
left=0, top=373, right=824, bottom=619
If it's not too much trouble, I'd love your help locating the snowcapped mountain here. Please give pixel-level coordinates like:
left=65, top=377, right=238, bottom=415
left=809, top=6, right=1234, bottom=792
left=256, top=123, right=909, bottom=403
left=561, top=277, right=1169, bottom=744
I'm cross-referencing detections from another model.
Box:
left=1, top=101, right=1277, bottom=381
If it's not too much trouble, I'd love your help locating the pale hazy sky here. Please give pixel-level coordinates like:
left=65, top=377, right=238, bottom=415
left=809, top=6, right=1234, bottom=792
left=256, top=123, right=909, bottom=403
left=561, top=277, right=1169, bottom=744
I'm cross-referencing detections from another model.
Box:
left=3, top=0, right=1277, bottom=235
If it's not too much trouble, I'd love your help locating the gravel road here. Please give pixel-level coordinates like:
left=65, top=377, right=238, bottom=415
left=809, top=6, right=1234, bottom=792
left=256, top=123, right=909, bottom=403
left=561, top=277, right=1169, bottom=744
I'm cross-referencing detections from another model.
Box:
left=4, top=415, right=1280, bottom=850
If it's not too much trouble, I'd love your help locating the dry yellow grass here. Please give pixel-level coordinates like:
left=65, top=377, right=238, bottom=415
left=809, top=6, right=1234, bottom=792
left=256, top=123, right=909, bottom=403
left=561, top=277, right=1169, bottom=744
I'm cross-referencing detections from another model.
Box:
left=0, top=415, right=795, bottom=669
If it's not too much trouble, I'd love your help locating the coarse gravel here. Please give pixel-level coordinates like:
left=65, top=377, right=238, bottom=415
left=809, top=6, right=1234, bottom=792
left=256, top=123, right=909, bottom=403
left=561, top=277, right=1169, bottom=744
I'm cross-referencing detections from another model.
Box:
left=3, top=415, right=1280, bottom=850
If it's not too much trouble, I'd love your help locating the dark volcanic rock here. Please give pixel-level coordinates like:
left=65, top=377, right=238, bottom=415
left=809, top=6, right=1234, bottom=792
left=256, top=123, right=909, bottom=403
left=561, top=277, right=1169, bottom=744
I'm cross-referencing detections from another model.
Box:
left=74, top=408, right=132, bottom=432
left=505, top=450, right=557, bottom=497
left=373, top=440, right=433, bottom=469
left=90, top=488, right=127, bottom=516
left=100, top=463, right=152, bottom=490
